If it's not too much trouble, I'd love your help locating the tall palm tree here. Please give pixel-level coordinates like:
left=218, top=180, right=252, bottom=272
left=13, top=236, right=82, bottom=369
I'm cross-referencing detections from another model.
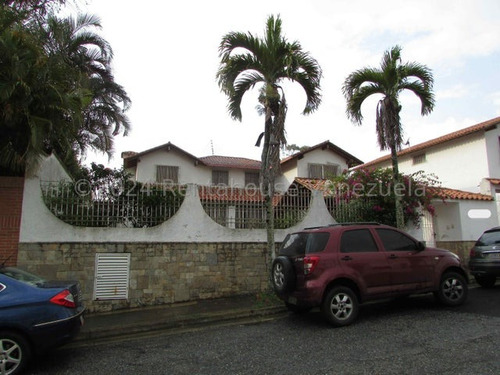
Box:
left=217, top=15, right=322, bottom=261
left=343, top=45, right=435, bottom=229
left=43, top=13, right=131, bottom=163
left=0, top=8, right=130, bottom=175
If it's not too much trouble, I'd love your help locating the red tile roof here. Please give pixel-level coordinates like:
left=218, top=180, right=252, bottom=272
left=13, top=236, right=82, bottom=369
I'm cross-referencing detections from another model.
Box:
left=199, top=156, right=261, bottom=170
left=360, top=117, right=500, bottom=168
left=294, top=178, right=493, bottom=201
left=294, top=178, right=333, bottom=196
left=427, top=187, right=492, bottom=201
left=486, top=178, right=500, bottom=185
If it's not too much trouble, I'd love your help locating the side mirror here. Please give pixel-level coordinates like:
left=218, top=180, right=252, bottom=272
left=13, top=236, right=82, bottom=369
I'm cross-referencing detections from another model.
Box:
left=417, top=241, right=426, bottom=251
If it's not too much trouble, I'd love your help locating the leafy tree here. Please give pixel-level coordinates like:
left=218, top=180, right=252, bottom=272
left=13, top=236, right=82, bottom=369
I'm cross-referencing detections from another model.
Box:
left=342, top=45, right=434, bottom=229
left=330, top=167, right=440, bottom=227
left=217, top=15, right=322, bottom=261
left=0, top=2, right=130, bottom=175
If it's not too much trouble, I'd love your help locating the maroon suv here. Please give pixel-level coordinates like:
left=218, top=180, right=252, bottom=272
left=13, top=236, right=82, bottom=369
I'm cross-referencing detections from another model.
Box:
left=271, top=223, right=468, bottom=326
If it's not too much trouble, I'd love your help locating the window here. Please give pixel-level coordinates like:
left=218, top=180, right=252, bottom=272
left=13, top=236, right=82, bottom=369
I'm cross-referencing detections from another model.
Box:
left=308, top=163, right=339, bottom=179
left=156, top=165, right=179, bottom=183
left=279, top=232, right=330, bottom=257
left=212, top=170, right=229, bottom=185
left=376, top=229, right=419, bottom=251
left=412, top=153, right=426, bottom=165
left=340, top=229, right=378, bottom=253
left=305, top=232, right=330, bottom=254
left=245, top=172, right=260, bottom=187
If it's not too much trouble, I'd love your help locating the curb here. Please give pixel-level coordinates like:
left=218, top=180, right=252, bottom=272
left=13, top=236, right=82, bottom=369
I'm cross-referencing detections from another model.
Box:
left=74, top=304, right=287, bottom=343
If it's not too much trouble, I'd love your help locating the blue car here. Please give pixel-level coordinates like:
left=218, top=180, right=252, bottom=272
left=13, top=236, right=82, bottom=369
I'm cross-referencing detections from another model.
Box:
left=0, top=266, right=85, bottom=375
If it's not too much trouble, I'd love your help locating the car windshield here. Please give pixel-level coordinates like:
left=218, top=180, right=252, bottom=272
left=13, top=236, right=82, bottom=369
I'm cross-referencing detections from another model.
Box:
left=476, top=230, right=500, bottom=246
left=0, top=267, right=46, bottom=287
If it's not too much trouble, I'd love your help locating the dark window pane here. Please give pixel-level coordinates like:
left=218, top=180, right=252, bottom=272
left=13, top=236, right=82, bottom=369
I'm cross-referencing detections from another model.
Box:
left=376, top=229, right=418, bottom=251
left=306, top=233, right=330, bottom=254
left=340, top=229, right=378, bottom=253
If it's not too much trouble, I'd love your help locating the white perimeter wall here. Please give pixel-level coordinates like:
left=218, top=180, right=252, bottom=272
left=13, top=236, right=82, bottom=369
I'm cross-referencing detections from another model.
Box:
left=20, top=155, right=335, bottom=243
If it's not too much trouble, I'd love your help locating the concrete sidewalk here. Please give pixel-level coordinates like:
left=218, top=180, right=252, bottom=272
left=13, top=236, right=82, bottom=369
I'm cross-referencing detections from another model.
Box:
left=75, top=294, right=286, bottom=343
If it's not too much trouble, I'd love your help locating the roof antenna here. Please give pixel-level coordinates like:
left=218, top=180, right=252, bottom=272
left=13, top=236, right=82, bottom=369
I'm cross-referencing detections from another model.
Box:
left=210, top=140, right=215, bottom=155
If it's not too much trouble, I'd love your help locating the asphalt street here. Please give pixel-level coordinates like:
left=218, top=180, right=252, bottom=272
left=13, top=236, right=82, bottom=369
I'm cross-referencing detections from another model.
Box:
left=26, top=286, right=500, bottom=375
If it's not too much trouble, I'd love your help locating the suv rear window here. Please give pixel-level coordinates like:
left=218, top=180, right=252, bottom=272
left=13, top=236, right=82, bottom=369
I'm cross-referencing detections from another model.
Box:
left=475, top=230, right=500, bottom=246
left=279, top=232, right=330, bottom=256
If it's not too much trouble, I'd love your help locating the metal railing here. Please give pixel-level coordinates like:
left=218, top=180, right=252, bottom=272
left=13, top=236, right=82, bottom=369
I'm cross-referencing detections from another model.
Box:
left=198, top=185, right=311, bottom=229
left=40, top=181, right=375, bottom=229
left=40, top=181, right=185, bottom=228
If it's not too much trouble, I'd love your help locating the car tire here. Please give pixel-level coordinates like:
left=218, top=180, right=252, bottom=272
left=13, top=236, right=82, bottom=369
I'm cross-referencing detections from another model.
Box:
left=321, top=286, right=359, bottom=327
left=0, top=331, right=31, bottom=375
left=271, top=256, right=296, bottom=294
left=436, top=271, right=468, bottom=306
left=474, top=275, right=496, bottom=288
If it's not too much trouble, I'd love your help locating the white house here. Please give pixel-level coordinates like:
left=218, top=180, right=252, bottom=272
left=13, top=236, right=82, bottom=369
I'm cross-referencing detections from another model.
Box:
left=122, top=140, right=362, bottom=193
left=362, top=116, right=500, bottom=193
left=358, top=116, right=500, bottom=244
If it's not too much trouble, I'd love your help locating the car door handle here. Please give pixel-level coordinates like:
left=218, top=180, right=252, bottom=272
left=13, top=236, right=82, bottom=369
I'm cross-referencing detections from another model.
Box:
left=341, top=256, right=353, bottom=261
left=389, top=254, right=398, bottom=259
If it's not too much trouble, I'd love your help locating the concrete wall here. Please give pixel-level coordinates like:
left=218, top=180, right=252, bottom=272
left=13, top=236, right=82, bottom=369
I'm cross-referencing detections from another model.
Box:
left=432, top=200, right=497, bottom=242
left=20, top=155, right=335, bottom=243
left=17, top=155, right=336, bottom=312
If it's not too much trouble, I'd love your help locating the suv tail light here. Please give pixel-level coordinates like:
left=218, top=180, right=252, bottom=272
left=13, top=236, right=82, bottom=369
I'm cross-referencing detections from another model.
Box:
left=304, top=256, right=320, bottom=275
left=469, top=249, right=476, bottom=258
left=50, top=289, right=76, bottom=308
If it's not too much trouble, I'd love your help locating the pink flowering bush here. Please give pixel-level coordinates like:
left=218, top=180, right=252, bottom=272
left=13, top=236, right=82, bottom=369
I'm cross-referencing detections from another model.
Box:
left=329, top=168, right=441, bottom=227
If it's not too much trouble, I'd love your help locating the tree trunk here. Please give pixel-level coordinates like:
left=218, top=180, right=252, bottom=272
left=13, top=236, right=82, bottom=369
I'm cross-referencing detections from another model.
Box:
left=261, top=107, right=276, bottom=270
left=390, top=144, right=405, bottom=229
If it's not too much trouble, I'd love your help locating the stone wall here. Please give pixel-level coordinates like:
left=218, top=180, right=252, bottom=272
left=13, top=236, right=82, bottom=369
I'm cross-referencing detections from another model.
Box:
left=18, top=242, right=269, bottom=313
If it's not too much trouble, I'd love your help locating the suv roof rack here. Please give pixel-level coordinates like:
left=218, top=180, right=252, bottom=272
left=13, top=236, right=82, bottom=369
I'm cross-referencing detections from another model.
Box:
left=304, top=222, right=380, bottom=230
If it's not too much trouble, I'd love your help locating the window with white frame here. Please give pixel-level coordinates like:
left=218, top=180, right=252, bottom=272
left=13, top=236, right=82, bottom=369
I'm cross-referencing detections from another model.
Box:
left=156, top=165, right=179, bottom=183
left=308, top=163, right=339, bottom=179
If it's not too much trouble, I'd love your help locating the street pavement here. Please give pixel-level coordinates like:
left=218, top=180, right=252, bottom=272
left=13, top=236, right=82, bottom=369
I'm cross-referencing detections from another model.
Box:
left=76, top=294, right=286, bottom=343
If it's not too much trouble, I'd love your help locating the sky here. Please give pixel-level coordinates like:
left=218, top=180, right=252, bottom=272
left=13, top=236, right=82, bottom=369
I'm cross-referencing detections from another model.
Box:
left=68, top=0, right=500, bottom=169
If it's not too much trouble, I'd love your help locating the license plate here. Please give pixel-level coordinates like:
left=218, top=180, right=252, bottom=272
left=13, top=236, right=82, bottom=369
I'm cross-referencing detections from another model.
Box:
left=487, top=253, right=500, bottom=259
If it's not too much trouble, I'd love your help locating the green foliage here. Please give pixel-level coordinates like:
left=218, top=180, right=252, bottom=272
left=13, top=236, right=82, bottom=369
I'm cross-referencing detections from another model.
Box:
left=41, top=165, right=185, bottom=228
left=330, top=167, right=440, bottom=227
left=0, top=2, right=130, bottom=175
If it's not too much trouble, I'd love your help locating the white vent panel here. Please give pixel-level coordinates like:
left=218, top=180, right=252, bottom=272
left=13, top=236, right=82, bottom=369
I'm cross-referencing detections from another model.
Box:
left=94, top=253, right=130, bottom=300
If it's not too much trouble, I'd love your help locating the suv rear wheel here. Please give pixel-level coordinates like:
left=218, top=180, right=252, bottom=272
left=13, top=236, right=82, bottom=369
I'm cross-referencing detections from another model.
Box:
left=271, top=256, right=296, bottom=294
left=321, top=286, right=359, bottom=327
left=435, top=271, right=468, bottom=306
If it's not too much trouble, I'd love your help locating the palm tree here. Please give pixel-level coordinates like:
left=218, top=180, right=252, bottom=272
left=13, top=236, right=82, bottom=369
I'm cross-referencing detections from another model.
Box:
left=0, top=8, right=130, bottom=175
left=43, top=13, right=131, bottom=162
left=342, top=45, right=434, bottom=229
left=217, top=15, right=322, bottom=261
